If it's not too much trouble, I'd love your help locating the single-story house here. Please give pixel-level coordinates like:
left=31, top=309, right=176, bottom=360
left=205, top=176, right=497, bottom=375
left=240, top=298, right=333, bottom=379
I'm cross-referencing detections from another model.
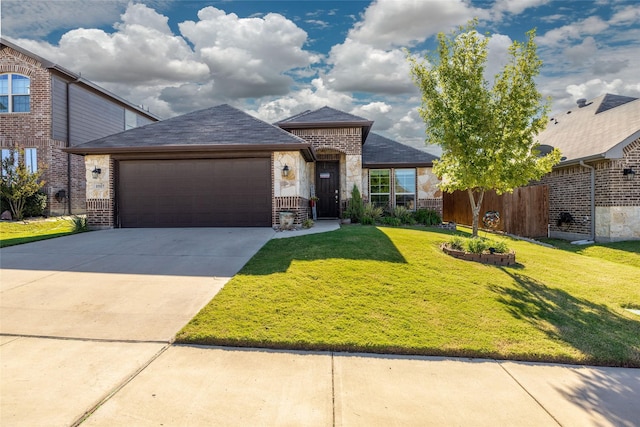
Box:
left=65, top=104, right=440, bottom=228
left=535, top=93, right=640, bottom=242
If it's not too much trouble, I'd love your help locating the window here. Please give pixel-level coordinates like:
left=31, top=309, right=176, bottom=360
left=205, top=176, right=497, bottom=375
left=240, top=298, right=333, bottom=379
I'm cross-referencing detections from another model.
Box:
left=394, top=169, right=416, bottom=210
left=24, top=148, right=38, bottom=173
left=370, top=169, right=390, bottom=208
left=0, top=74, right=31, bottom=113
left=1, top=148, right=37, bottom=175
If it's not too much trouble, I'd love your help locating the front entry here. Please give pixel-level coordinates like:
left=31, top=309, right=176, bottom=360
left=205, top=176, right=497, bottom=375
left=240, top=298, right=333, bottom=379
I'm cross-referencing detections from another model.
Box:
left=315, top=161, right=340, bottom=218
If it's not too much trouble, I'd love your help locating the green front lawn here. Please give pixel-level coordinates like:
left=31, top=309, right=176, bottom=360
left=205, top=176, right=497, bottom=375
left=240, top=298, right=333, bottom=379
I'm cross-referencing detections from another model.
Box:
left=0, top=217, right=78, bottom=247
left=177, top=226, right=640, bottom=367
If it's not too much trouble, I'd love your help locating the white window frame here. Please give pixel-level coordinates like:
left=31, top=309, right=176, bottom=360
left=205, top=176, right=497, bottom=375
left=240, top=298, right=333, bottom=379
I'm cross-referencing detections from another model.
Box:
left=24, top=148, right=38, bottom=173
left=369, top=169, right=391, bottom=208
left=0, top=73, right=31, bottom=113
left=394, top=168, right=416, bottom=210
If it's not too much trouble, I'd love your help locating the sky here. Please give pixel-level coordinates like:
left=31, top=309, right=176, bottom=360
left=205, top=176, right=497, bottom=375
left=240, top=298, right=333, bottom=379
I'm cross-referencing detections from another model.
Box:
left=2, top=0, right=640, bottom=154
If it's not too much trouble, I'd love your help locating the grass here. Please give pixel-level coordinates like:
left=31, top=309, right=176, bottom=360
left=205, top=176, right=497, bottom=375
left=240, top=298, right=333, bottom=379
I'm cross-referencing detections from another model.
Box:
left=177, top=226, right=640, bottom=367
left=0, top=217, right=79, bottom=247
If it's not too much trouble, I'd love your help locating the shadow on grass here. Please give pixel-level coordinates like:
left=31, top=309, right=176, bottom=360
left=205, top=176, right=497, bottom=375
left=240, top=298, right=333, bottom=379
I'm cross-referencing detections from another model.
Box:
left=240, top=226, right=407, bottom=275
left=491, top=270, right=640, bottom=367
left=0, top=232, right=76, bottom=248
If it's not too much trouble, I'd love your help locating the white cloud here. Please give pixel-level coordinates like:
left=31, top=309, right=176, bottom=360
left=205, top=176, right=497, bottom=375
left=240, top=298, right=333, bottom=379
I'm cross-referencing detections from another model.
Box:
left=178, top=7, right=320, bottom=99
left=563, top=36, right=598, bottom=65
left=609, top=4, right=640, bottom=25
left=537, top=16, right=609, bottom=47
left=324, top=39, right=416, bottom=94
left=492, top=0, right=550, bottom=16
left=12, top=4, right=208, bottom=85
left=347, top=0, right=482, bottom=49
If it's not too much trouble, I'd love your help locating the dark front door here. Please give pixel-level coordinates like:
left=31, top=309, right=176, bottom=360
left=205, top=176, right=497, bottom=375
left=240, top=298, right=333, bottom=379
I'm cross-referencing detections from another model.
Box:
left=315, top=161, right=340, bottom=218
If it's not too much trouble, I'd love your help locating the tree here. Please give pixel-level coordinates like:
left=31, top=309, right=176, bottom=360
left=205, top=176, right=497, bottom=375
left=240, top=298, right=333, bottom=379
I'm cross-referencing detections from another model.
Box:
left=1, top=147, right=46, bottom=220
left=408, top=20, right=561, bottom=237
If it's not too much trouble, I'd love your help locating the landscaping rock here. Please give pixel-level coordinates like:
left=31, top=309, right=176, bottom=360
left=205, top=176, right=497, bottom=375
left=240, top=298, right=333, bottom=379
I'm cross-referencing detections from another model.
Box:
left=1, top=210, right=12, bottom=220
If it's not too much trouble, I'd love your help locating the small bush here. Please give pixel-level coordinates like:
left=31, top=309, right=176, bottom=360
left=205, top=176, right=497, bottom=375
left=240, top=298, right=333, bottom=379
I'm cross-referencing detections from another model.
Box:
left=490, top=240, right=509, bottom=254
left=362, top=203, right=383, bottom=225
left=465, top=237, right=488, bottom=254
left=302, top=218, right=314, bottom=229
left=345, top=185, right=364, bottom=223
left=392, top=206, right=415, bottom=224
left=23, top=191, right=47, bottom=217
left=414, top=208, right=441, bottom=226
left=448, top=235, right=465, bottom=251
left=72, top=216, right=88, bottom=233
left=380, top=216, right=402, bottom=226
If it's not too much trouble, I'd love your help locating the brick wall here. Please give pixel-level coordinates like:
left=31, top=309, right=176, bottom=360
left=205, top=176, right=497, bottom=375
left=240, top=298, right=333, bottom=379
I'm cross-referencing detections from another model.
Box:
left=85, top=157, right=114, bottom=228
left=535, top=138, right=640, bottom=240
left=290, top=128, right=362, bottom=155
left=0, top=45, right=84, bottom=216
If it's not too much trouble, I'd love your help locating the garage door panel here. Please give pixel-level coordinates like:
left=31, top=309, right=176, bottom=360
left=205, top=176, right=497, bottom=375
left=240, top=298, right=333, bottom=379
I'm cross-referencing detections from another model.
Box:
left=118, top=159, right=271, bottom=227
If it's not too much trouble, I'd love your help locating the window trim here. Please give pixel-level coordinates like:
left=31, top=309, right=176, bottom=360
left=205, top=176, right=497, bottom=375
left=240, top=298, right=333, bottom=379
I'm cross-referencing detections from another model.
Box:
left=394, top=168, right=417, bottom=211
left=0, top=73, right=31, bottom=113
left=369, top=168, right=391, bottom=208
left=369, top=168, right=418, bottom=211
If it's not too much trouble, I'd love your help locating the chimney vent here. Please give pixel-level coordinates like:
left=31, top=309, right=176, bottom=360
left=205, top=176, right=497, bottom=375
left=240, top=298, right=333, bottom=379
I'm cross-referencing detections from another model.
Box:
left=577, top=98, right=587, bottom=108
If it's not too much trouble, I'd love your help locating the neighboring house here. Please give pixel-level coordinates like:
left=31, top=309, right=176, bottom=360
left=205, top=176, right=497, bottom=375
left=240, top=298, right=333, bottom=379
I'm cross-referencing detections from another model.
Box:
left=535, top=94, right=640, bottom=242
left=65, top=104, right=440, bottom=228
left=0, top=38, right=159, bottom=216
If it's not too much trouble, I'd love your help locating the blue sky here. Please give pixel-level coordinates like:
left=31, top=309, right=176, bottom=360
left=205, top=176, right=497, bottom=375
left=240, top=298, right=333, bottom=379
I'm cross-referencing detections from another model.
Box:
left=2, top=0, right=639, bottom=153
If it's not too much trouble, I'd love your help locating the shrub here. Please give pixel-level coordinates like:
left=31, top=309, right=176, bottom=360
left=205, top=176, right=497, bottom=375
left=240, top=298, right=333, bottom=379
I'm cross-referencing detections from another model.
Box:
left=362, top=203, right=383, bottom=225
left=490, top=240, right=509, bottom=254
left=345, top=184, right=364, bottom=223
left=392, top=206, right=415, bottom=224
left=72, top=216, right=88, bottom=233
left=23, top=191, right=47, bottom=217
left=302, top=218, right=314, bottom=229
left=465, top=237, right=488, bottom=254
left=380, top=216, right=402, bottom=226
left=448, top=235, right=465, bottom=251
left=414, top=208, right=441, bottom=226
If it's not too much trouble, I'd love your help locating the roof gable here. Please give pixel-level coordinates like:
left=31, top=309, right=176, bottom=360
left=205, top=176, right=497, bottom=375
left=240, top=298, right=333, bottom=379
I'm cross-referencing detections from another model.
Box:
left=277, top=106, right=371, bottom=125
left=536, top=94, right=640, bottom=165
left=363, top=133, right=437, bottom=167
left=66, top=104, right=313, bottom=158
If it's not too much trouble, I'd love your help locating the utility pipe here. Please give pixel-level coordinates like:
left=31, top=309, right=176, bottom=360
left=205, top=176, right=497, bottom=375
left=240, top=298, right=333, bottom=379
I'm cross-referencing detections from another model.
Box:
left=579, top=161, right=596, bottom=241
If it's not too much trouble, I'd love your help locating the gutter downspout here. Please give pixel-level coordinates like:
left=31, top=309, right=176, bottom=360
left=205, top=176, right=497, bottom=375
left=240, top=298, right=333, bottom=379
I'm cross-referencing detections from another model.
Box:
left=579, top=161, right=596, bottom=241
left=66, top=77, right=80, bottom=215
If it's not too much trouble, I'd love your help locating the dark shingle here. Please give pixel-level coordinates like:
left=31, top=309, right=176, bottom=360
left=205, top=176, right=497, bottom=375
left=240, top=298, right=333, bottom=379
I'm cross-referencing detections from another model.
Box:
left=595, top=93, right=638, bottom=114
left=72, top=104, right=307, bottom=149
left=363, top=133, right=438, bottom=167
left=277, top=106, right=371, bottom=124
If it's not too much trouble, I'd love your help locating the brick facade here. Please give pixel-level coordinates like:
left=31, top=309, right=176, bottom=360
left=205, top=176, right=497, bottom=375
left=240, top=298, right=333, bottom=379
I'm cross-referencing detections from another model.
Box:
left=0, top=45, right=83, bottom=215
left=290, top=128, right=362, bottom=156
left=535, top=138, right=640, bottom=241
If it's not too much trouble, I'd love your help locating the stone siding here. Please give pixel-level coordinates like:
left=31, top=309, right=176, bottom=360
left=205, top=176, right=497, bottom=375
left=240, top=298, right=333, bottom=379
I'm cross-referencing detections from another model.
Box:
left=84, top=155, right=114, bottom=228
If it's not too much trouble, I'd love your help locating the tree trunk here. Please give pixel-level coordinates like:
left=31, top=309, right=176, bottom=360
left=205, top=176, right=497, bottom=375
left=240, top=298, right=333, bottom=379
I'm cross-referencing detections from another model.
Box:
left=467, top=188, right=485, bottom=237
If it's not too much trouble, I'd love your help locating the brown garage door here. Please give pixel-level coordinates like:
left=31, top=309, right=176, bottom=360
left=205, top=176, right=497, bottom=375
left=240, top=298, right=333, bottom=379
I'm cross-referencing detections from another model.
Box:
left=118, top=158, right=271, bottom=227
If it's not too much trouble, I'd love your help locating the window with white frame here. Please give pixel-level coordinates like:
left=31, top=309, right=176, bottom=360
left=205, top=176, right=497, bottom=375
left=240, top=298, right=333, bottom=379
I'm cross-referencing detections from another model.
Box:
left=0, top=74, right=31, bottom=113
left=125, top=109, right=137, bottom=130
left=24, top=148, right=38, bottom=173
left=369, top=169, right=390, bottom=208
left=394, top=168, right=416, bottom=210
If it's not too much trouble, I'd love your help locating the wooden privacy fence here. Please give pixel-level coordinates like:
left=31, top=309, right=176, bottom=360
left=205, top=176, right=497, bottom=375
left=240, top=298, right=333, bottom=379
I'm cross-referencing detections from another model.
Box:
left=443, top=185, right=549, bottom=238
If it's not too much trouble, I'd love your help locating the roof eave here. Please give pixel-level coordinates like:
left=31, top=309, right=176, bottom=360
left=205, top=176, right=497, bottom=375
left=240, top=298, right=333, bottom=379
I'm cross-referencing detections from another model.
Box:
left=363, top=162, right=434, bottom=168
left=277, top=121, right=374, bottom=129
left=64, top=143, right=315, bottom=160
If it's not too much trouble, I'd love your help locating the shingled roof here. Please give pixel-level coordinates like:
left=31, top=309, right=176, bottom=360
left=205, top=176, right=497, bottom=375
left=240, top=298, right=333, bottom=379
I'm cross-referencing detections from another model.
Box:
left=276, top=106, right=373, bottom=143
left=536, top=94, right=640, bottom=166
left=65, top=104, right=314, bottom=160
left=363, top=133, right=437, bottom=168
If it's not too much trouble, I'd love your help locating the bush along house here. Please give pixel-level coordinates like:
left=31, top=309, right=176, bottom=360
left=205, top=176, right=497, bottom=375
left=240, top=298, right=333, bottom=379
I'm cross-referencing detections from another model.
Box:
left=65, top=104, right=441, bottom=229
left=0, top=38, right=159, bottom=216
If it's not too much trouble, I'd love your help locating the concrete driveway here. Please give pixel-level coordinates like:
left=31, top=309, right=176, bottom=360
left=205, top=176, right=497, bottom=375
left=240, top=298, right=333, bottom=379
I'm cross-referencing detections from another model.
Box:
left=0, top=227, right=275, bottom=426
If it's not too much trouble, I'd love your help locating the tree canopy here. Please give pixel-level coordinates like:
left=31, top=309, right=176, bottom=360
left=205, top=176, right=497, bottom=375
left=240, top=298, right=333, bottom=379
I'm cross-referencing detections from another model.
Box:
left=408, top=20, right=561, bottom=236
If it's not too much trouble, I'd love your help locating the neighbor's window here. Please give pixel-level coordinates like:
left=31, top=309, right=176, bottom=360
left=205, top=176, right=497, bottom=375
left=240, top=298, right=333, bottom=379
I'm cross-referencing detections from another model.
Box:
left=370, top=169, right=390, bottom=208
left=24, top=148, right=38, bottom=173
left=125, top=109, right=137, bottom=130
left=394, top=168, right=416, bottom=210
left=0, top=74, right=31, bottom=113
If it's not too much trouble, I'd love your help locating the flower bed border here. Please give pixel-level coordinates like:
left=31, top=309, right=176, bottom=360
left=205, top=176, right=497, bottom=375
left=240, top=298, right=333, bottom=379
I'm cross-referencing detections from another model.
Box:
left=441, top=245, right=516, bottom=266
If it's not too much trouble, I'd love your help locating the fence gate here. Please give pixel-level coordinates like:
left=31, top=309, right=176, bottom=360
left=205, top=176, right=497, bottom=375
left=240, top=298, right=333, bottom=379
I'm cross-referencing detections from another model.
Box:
left=443, top=185, right=549, bottom=238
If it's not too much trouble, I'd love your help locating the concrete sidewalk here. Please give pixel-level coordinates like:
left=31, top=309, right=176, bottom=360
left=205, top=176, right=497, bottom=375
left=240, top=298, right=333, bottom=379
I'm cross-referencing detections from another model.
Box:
left=80, top=346, right=640, bottom=426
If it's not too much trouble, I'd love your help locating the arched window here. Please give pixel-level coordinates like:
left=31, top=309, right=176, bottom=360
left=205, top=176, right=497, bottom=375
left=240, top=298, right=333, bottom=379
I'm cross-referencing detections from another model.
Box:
left=0, top=74, right=31, bottom=113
